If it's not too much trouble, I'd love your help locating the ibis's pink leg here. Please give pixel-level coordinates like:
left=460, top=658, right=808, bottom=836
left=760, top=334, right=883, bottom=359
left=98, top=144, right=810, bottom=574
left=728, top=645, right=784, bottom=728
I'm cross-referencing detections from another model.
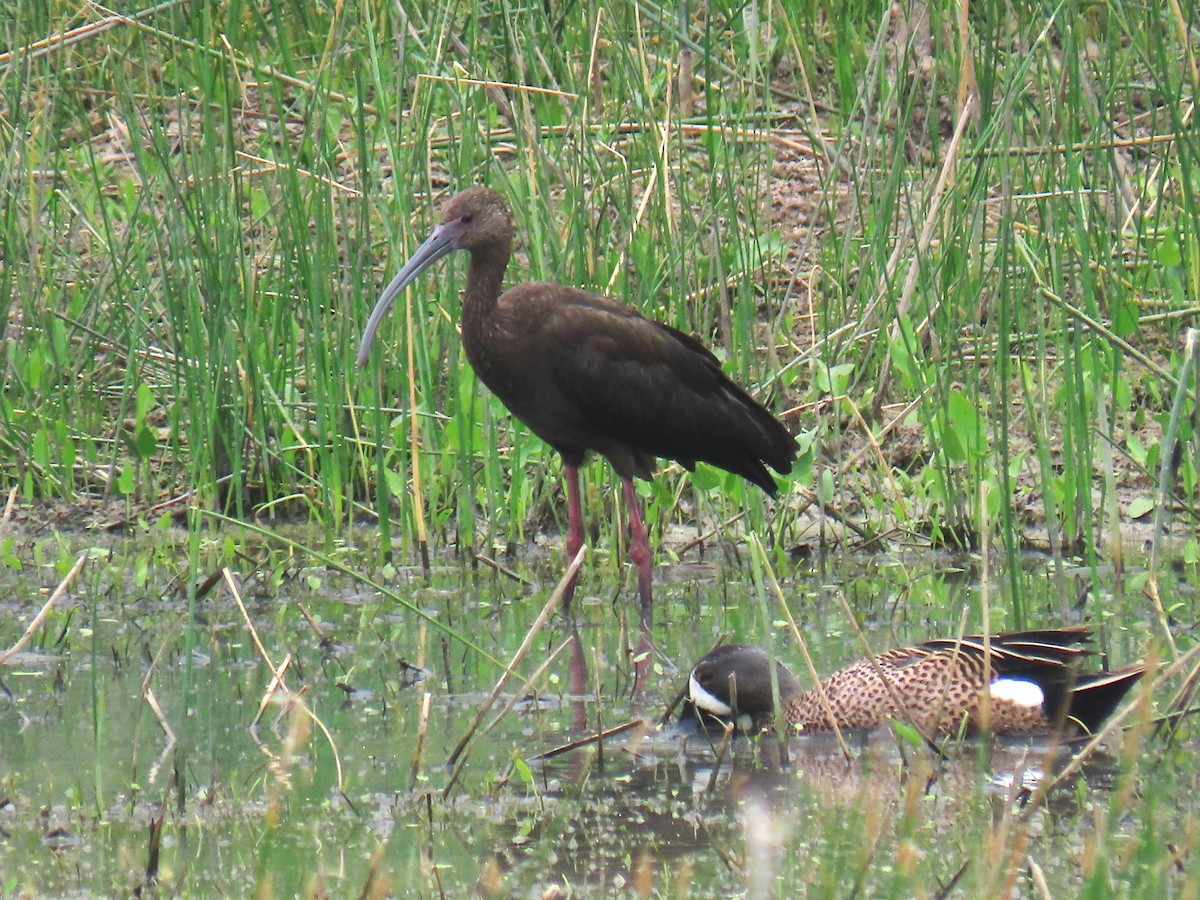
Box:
left=621, top=478, right=654, bottom=696
left=562, top=463, right=584, bottom=612
left=562, top=464, right=591, bottom=697
left=621, top=478, right=654, bottom=628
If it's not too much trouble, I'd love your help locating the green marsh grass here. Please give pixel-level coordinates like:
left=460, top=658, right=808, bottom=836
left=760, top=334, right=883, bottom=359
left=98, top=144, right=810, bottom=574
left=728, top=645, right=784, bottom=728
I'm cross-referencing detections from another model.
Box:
left=2, top=0, right=1192, bottom=576
left=0, top=533, right=1181, bottom=896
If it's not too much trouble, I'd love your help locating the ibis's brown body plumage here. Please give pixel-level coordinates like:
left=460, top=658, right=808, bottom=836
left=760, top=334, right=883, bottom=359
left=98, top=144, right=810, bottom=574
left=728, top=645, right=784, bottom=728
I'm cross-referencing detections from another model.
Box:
left=358, top=188, right=796, bottom=626
left=687, top=627, right=1145, bottom=737
left=463, top=280, right=794, bottom=490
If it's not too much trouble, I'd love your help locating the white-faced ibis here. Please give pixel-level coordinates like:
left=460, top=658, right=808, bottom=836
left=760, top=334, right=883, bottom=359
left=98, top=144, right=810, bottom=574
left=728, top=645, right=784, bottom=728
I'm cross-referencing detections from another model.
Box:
left=358, top=187, right=796, bottom=626
left=686, top=627, right=1145, bottom=736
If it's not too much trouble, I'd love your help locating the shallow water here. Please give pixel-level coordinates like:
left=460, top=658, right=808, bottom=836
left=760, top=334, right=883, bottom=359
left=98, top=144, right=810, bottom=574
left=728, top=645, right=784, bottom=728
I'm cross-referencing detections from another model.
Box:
left=0, top=530, right=1193, bottom=896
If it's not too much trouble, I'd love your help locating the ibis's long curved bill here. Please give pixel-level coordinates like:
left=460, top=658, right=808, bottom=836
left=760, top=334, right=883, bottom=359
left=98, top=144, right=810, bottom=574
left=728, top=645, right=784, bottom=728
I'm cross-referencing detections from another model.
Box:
left=356, top=219, right=466, bottom=367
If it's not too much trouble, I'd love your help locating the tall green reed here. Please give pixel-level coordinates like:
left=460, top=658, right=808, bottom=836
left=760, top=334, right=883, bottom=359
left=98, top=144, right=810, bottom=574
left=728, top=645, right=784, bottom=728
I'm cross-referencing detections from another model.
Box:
left=1, top=0, right=1196, bottom=583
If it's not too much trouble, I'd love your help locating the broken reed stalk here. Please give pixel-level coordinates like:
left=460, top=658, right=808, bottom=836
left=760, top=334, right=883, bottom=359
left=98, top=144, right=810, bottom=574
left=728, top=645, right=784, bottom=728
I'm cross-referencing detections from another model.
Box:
left=525, top=720, right=647, bottom=765
left=139, top=628, right=182, bottom=785
left=0, top=485, right=17, bottom=532
left=478, top=635, right=574, bottom=747
left=703, top=723, right=736, bottom=796
left=409, top=622, right=430, bottom=791
left=443, top=545, right=587, bottom=790
left=409, top=692, right=433, bottom=793
left=1156, top=646, right=1200, bottom=745
left=0, top=552, right=87, bottom=665
left=223, top=567, right=346, bottom=792
left=144, top=697, right=179, bottom=788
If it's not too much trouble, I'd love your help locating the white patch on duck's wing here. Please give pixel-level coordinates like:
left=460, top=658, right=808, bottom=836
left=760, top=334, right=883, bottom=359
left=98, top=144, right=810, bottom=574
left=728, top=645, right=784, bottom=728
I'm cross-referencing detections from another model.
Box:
left=988, top=677, right=1045, bottom=708
left=689, top=672, right=733, bottom=716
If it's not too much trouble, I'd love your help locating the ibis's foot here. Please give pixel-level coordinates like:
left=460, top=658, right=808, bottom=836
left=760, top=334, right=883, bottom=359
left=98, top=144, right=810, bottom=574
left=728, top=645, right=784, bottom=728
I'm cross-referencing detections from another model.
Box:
left=630, top=619, right=654, bottom=698
left=620, top=478, right=655, bottom=632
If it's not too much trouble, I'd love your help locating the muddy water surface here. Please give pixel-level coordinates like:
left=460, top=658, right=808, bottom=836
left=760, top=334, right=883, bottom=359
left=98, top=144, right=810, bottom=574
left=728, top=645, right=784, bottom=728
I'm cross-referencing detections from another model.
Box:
left=0, top=532, right=1190, bottom=896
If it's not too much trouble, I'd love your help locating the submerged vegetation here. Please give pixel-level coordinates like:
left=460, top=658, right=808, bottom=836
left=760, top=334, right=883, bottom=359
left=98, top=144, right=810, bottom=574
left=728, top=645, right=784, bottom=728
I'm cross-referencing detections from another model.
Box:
left=1, top=0, right=1199, bottom=896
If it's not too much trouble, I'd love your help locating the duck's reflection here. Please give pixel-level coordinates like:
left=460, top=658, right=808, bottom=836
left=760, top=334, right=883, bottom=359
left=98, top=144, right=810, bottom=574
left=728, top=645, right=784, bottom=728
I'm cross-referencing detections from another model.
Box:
left=469, top=712, right=1133, bottom=895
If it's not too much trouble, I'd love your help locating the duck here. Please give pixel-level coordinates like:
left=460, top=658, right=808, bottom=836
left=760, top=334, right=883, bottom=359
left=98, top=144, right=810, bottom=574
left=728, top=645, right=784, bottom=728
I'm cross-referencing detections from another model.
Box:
left=686, top=627, right=1145, bottom=737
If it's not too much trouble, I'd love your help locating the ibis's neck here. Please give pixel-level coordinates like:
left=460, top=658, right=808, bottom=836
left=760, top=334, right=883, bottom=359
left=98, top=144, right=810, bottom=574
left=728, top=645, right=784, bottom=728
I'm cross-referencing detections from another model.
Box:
left=460, top=244, right=510, bottom=343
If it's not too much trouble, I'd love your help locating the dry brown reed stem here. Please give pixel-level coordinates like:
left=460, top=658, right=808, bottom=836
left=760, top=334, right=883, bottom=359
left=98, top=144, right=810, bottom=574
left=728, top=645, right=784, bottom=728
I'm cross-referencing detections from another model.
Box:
left=775, top=477, right=874, bottom=544
left=525, top=720, right=647, bottom=766
left=0, top=552, right=86, bottom=666
left=479, top=635, right=574, bottom=744
left=677, top=514, right=749, bottom=556
left=979, top=128, right=1188, bottom=159
left=1146, top=576, right=1181, bottom=661
left=992, top=748, right=1036, bottom=896
left=471, top=553, right=529, bottom=585
left=834, top=587, right=959, bottom=757
left=604, top=65, right=674, bottom=294
left=860, top=806, right=913, bottom=897
left=849, top=20, right=947, bottom=333
left=839, top=392, right=910, bottom=519
left=357, top=840, right=391, bottom=900
left=0, top=0, right=184, bottom=66
left=749, top=534, right=852, bottom=761
left=139, top=630, right=181, bottom=785
left=1030, top=283, right=1188, bottom=396
left=409, top=692, right=433, bottom=793
left=727, top=407, right=872, bottom=543
left=1028, top=859, right=1052, bottom=900
left=374, top=118, right=816, bottom=172
left=1157, top=646, right=1200, bottom=745
left=234, top=150, right=360, bottom=196
left=296, top=603, right=327, bottom=641
left=249, top=655, right=294, bottom=730
left=0, top=486, right=17, bottom=535
left=703, top=723, right=736, bottom=796
left=101, top=474, right=236, bottom=531
left=223, top=567, right=345, bottom=792
left=419, top=71, right=576, bottom=101
left=143, top=689, right=178, bottom=785
left=443, top=545, right=588, bottom=783
left=409, top=622, right=431, bottom=790
left=879, top=91, right=979, bottom=348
